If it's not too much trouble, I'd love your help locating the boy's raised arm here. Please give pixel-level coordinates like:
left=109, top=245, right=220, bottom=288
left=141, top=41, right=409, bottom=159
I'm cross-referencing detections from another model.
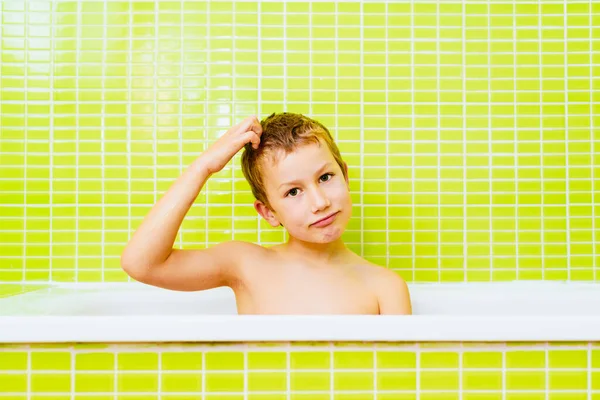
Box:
left=120, top=116, right=263, bottom=291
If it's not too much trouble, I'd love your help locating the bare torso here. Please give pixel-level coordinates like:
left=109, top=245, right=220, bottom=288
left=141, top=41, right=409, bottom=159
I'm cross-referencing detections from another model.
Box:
left=230, top=244, right=381, bottom=315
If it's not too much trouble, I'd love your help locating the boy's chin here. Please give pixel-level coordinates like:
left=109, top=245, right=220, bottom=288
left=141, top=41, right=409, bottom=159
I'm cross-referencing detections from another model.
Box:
left=293, top=227, right=346, bottom=244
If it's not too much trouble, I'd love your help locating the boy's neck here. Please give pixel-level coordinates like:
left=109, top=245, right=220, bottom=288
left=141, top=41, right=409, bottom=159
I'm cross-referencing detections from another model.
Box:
left=279, top=235, right=354, bottom=264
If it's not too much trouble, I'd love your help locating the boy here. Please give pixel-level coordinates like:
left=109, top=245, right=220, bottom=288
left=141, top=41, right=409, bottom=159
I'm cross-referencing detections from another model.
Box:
left=120, top=113, right=412, bottom=315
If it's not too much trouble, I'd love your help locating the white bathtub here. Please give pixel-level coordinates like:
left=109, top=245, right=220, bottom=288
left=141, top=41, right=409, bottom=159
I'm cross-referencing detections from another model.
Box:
left=1, top=281, right=599, bottom=343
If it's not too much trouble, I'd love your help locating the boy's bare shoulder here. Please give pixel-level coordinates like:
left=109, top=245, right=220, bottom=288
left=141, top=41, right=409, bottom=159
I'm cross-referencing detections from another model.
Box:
left=222, top=240, right=273, bottom=265
left=353, top=258, right=411, bottom=314
left=222, top=240, right=269, bottom=258
left=351, top=257, right=407, bottom=285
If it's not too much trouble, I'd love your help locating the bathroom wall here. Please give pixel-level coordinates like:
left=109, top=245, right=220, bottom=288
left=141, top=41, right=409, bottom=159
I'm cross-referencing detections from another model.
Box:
left=1, top=341, right=599, bottom=399
left=0, top=0, right=598, bottom=283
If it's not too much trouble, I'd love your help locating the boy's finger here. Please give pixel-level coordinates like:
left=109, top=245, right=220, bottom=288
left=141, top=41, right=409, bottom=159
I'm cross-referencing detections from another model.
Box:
left=252, top=134, right=260, bottom=148
left=235, top=116, right=262, bottom=137
left=242, top=130, right=260, bottom=148
left=233, top=116, right=253, bottom=135
left=250, top=115, right=262, bottom=136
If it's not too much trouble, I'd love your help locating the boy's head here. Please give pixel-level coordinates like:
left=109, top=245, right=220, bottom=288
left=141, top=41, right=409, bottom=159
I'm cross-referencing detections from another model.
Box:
left=241, top=112, right=352, bottom=243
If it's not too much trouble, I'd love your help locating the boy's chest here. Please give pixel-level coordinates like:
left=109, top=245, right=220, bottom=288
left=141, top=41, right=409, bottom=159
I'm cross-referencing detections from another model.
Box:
left=234, top=261, right=380, bottom=315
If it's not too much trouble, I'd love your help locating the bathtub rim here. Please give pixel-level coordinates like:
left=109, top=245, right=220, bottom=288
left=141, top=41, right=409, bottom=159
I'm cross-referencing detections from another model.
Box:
left=2, top=281, right=600, bottom=343
left=1, top=314, right=600, bottom=343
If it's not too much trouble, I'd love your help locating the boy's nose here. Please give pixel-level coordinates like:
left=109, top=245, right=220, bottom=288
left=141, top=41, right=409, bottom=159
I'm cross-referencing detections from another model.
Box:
left=310, top=188, right=331, bottom=213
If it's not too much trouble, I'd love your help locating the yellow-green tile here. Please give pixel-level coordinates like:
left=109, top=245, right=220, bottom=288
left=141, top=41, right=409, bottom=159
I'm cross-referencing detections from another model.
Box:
left=0, top=352, right=28, bottom=370
left=75, top=373, right=114, bottom=393
left=290, top=352, right=330, bottom=369
left=463, top=371, right=503, bottom=390
left=420, top=371, right=459, bottom=390
left=247, top=372, right=287, bottom=391
left=420, top=352, right=459, bottom=368
left=548, top=350, right=587, bottom=368
left=463, top=352, right=503, bottom=368
left=31, top=373, right=71, bottom=392
left=290, top=371, right=330, bottom=391
left=506, top=351, right=545, bottom=368
left=117, top=353, right=158, bottom=371
left=334, top=351, right=373, bottom=369
left=248, top=352, right=287, bottom=369
left=377, top=371, right=417, bottom=390
left=205, top=352, right=244, bottom=371
left=205, top=372, right=244, bottom=391
left=0, top=373, right=27, bottom=392
left=161, top=373, right=202, bottom=392
left=117, top=373, right=158, bottom=392
left=506, top=371, right=545, bottom=390
left=333, top=371, right=374, bottom=391
left=76, top=353, right=114, bottom=371
left=549, top=371, right=587, bottom=390
left=31, top=352, right=71, bottom=370
left=161, top=352, right=203, bottom=370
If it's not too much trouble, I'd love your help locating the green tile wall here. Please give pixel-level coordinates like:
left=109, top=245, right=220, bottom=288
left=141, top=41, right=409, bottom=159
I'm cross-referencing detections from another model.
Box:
left=1, top=342, right=599, bottom=398
left=0, top=1, right=598, bottom=283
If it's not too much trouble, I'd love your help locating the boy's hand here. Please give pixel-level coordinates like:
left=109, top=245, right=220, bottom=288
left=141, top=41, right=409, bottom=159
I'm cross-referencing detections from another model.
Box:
left=201, top=115, right=263, bottom=175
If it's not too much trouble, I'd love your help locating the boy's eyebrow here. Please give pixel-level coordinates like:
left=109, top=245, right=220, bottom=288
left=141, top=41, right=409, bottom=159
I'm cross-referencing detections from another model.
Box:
left=278, top=162, right=332, bottom=190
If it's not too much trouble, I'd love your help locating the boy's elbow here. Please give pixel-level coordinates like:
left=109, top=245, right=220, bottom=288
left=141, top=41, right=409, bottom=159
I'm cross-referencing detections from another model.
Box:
left=120, top=250, right=147, bottom=279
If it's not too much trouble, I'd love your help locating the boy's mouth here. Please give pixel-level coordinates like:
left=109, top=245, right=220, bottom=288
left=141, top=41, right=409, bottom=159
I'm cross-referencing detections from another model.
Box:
left=310, top=211, right=340, bottom=228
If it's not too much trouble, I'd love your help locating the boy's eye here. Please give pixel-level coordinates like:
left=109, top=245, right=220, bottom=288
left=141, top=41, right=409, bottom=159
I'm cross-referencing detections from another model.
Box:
left=320, top=173, right=333, bottom=182
left=286, top=173, right=334, bottom=197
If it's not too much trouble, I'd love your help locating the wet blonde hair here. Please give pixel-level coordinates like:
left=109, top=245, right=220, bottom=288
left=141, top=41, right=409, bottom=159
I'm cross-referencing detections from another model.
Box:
left=240, top=112, right=347, bottom=210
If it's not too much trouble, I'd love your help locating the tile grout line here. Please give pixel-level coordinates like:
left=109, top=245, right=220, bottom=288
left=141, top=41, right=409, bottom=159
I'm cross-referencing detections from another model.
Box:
left=286, top=342, right=291, bottom=400
left=101, top=0, right=107, bottom=282
left=563, top=0, right=571, bottom=280
left=231, top=1, right=237, bottom=244
left=153, top=0, right=158, bottom=246
left=589, top=0, right=596, bottom=282
left=157, top=350, right=162, bottom=400
left=23, top=0, right=29, bottom=283
left=329, top=342, right=334, bottom=400
left=113, top=347, right=118, bottom=400
left=334, top=0, right=340, bottom=246
left=513, top=0, right=520, bottom=280
left=545, top=344, right=549, bottom=400
left=539, top=0, right=545, bottom=280
left=502, top=343, right=506, bottom=400
left=126, top=0, right=132, bottom=283
left=74, top=0, right=80, bottom=282
left=588, top=341, right=592, bottom=400
left=179, top=0, right=184, bottom=250
left=415, top=342, right=420, bottom=400
left=360, top=1, right=365, bottom=259
left=49, top=0, right=54, bottom=284
left=373, top=342, right=377, bottom=398
left=205, top=1, right=209, bottom=251
left=437, top=1, right=442, bottom=282
left=201, top=351, right=205, bottom=400
left=243, top=347, right=248, bottom=400
left=386, top=0, right=390, bottom=276
left=282, top=1, right=287, bottom=245
left=462, top=0, right=467, bottom=282
left=69, top=349, right=75, bottom=400
left=459, top=343, right=463, bottom=400
left=411, top=0, right=416, bottom=282
left=27, top=348, right=31, bottom=400
left=257, top=1, right=262, bottom=246
left=488, top=2, right=493, bottom=281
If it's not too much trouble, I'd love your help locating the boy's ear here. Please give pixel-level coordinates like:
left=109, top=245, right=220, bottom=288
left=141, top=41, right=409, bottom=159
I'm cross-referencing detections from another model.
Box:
left=254, top=200, right=281, bottom=227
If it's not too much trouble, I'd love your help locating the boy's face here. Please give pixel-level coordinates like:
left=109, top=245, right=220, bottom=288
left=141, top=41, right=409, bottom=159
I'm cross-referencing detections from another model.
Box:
left=254, top=139, right=352, bottom=244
